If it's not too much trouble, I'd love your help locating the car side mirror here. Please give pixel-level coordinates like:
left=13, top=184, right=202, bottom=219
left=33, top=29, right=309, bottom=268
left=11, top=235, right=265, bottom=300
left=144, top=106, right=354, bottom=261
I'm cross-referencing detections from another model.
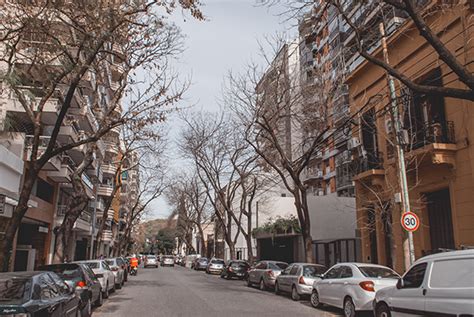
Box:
left=396, top=278, right=404, bottom=289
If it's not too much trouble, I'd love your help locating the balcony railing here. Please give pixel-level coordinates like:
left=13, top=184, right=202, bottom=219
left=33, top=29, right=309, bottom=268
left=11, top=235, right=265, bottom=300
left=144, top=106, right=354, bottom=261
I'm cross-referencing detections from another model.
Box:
left=354, top=151, right=384, bottom=174
left=408, top=121, right=455, bottom=150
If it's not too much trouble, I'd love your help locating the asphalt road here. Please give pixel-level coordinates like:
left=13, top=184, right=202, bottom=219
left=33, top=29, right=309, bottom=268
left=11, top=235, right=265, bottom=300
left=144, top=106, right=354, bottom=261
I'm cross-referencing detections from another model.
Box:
left=93, top=265, right=344, bottom=317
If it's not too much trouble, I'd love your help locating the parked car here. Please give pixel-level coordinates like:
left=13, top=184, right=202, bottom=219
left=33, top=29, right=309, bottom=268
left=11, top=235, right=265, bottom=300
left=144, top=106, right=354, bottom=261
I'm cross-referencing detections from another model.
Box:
left=0, top=271, right=81, bottom=317
left=105, top=258, right=126, bottom=289
left=247, top=260, right=288, bottom=290
left=220, top=260, right=250, bottom=280
left=275, top=263, right=326, bottom=301
left=194, top=257, right=209, bottom=271
left=161, top=255, right=175, bottom=267
left=144, top=255, right=159, bottom=268
left=311, top=263, right=400, bottom=317
left=206, top=258, right=225, bottom=274
left=186, top=254, right=200, bottom=268
left=373, top=249, right=474, bottom=317
left=77, top=260, right=116, bottom=299
left=39, top=263, right=103, bottom=316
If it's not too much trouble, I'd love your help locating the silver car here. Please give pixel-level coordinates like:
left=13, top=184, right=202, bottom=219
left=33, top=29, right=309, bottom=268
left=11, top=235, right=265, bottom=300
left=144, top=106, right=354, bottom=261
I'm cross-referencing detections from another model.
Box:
left=206, top=258, right=225, bottom=274
left=162, top=255, right=175, bottom=267
left=105, top=258, right=125, bottom=289
left=275, top=263, right=326, bottom=301
left=145, top=255, right=159, bottom=268
left=76, top=260, right=116, bottom=299
left=247, top=260, right=288, bottom=290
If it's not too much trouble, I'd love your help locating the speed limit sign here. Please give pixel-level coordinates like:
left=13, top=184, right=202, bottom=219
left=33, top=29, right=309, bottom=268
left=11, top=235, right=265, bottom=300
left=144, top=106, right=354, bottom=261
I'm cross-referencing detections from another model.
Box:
left=401, top=212, right=420, bottom=232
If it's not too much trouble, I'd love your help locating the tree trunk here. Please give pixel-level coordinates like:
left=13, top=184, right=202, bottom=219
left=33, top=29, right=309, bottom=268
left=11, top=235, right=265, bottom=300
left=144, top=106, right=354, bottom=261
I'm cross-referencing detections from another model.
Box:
left=0, top=167, right=38, bottom=272
left=244, top=234, right=254, bottom=263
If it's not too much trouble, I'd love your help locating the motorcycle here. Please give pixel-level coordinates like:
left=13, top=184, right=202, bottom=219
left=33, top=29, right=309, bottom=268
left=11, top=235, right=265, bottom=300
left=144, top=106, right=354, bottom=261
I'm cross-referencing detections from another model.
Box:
left=130, top=266, right=138, bottom=276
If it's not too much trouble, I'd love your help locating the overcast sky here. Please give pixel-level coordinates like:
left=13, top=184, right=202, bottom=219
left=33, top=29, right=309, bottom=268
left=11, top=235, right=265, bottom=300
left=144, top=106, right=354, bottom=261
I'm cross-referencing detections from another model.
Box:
left=146, top=0, right=294, bottom=220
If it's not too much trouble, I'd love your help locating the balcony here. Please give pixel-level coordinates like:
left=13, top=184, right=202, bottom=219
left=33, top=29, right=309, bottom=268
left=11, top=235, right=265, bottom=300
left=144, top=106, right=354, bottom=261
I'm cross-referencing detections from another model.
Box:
left=24, top=135, right=61, bottom=171
left=111, top=63, right=125, bottom=82
left=47, top=163, right=73, bottom=182
left=401, top=121, right=457, bottom=167
left=107, top=209, right=115, bottom=220
left=102, top=229, right=113, bottom=242
left=102, top=163, right=117, bottom=176
left=97, top=183, right=114, bottom=197
left=353, top=152, right=385, bottom=185
left=104, top=140, right=119, bottom=155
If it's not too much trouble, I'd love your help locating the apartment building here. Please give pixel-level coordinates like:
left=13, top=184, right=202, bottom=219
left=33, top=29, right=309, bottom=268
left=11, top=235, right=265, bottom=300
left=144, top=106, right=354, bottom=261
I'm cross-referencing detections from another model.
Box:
left=346, top=1, right=474, bottom=272
left=0, top=3, right=128, bottom=270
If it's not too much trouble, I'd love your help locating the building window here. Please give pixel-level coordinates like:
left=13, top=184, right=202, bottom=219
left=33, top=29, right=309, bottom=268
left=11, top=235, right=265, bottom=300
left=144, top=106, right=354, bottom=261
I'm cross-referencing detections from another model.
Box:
left=35, top=178, right=54, bottom=203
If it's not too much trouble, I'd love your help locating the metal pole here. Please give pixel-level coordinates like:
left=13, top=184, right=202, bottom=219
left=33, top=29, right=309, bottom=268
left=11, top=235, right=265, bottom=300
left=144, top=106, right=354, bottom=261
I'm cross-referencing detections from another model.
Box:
left=89, top=174, right=98, bottom=260
left=379, top=22, right=415, bottom=267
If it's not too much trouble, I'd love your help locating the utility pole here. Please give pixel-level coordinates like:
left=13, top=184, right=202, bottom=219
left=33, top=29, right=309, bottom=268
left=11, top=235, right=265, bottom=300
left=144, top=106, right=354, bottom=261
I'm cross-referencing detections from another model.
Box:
left=379, top=22, right=415, bottom=268
left=89, top=174, right=99, bottom=260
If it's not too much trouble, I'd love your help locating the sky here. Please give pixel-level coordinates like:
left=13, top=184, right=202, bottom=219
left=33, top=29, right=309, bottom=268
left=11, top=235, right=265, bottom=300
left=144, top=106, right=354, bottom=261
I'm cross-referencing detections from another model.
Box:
left=145, top=0, right=294, bottom=220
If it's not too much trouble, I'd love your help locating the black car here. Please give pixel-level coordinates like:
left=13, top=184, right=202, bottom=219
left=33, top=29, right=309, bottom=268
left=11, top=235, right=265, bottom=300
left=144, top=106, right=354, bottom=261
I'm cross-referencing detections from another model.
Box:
left=221, top=260, right=251, bottom=280
left=39, top=263, right=102, bottom=317
left=0, top=271, right=81, bottom=317
left=193, top=257, right=209, bottom=271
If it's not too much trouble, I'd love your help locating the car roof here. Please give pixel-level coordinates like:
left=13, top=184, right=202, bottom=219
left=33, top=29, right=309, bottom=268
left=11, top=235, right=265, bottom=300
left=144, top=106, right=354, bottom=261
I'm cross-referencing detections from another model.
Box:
left=290, top=263, right=325, bottom=267
left=261, top=260, right=288, bottom=264
left=0, top=271, right=43, bottom=279
left=415, top=249, right=474, bottom=263
left=331, top=262, right=393, bottom=269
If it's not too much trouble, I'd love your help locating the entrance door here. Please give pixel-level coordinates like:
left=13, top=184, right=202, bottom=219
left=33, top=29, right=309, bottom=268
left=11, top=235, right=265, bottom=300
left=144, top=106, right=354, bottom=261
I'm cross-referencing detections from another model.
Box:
left=425, top=188, right=455, bottom=250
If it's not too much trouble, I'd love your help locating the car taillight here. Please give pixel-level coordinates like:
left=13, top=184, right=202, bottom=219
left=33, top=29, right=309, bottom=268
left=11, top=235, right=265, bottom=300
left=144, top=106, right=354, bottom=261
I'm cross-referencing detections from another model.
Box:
left=266, top=270, right=274, bottom=277
left=76, top=281, right=86, bottom=288
left=359, top=281, right=375, bottom=292
left=298, top=276, right=306, bottom=285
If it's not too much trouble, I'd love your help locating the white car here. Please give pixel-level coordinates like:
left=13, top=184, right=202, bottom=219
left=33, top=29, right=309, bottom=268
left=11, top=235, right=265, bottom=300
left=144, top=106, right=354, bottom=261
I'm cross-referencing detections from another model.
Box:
left=105, top=258, right=126, bottom=289
left=78, top=260, right=116, bottom=298
left=311, top=263, right=399, bottom=317
left=145, top=255, right=159, bottom=268
left=373, top=249, right=474, bottom=317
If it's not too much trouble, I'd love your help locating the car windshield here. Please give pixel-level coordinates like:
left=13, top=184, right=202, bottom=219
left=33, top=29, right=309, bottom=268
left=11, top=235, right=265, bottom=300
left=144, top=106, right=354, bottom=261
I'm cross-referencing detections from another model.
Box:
left=0, top=277, right=30, bottom=304
left=147, top=256, right=156, bottom=260
left=302, top=265, right=326, bottom=277
left=164, top=256, right=173, bottom=259
left=105, top=260, right=116, bottom=266
left=39, top=265, right=82, bottom=281
left=358, top=266, right=399, bottom=279
left=84, top=262, right=100, bottom=269
left=268, top=263, right=288, bottom=270
left=231, top=262, right=248, bottom=268
left=211, top=260, right=224, bottom=264
left=199, top=258, right=208, bottom=263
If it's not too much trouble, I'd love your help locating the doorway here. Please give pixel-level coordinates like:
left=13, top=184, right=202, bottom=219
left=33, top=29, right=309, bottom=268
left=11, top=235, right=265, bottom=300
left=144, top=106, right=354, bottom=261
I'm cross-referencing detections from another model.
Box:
left=425, top=188, right=455, bottom=251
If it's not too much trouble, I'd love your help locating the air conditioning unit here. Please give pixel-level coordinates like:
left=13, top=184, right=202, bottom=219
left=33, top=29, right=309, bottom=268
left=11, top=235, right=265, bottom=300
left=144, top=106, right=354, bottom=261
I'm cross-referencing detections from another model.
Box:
left=347, top=137, right=361, bottom=149
left=399, top=129, right=410, bottom=145
left=385, top=118, right=393, bottom=134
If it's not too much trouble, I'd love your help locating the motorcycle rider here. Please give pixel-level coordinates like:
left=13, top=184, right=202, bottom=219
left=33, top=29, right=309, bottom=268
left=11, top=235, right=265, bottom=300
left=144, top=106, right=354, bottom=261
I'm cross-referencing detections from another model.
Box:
left=130, top=255, right=139, bottom=275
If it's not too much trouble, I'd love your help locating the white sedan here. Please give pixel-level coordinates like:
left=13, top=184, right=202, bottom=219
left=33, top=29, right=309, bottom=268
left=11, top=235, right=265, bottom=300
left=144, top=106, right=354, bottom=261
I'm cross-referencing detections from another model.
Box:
left=311, top=263, right=400, bottom=317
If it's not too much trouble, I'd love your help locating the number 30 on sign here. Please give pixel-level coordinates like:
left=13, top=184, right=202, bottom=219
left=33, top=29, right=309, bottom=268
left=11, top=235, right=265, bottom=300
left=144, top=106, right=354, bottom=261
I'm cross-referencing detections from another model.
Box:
left=401, top=212, right=420, bottom=232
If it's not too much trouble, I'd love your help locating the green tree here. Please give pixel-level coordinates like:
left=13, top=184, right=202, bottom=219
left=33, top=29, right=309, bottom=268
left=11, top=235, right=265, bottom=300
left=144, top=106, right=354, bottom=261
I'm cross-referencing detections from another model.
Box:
left=155, top=228, right=176, bottom=255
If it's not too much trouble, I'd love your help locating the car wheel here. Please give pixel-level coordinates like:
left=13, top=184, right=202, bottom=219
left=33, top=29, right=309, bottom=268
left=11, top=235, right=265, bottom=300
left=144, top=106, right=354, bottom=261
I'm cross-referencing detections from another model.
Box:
left=310, top=290, right=321, bottom=308
left=81, top=298, right=92, bottom=317
left=103, top=284, right=109, bottom=299
left=274, top=282, right=280, bottom=295
left=291, top=286, right=300, bottom=301
left=343, top=297, right=356, bottom=317
left=111, top=282, right=116, bottom=293
left=95, top=291, right=103, bottom=307
left=259, top=279, right=266, bottom=291
left=375, top=303, right=392, bottom=317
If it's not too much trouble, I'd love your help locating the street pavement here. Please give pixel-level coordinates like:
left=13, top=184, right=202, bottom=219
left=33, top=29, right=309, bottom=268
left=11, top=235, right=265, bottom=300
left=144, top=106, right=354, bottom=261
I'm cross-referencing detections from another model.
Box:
left=93, top=265, right=344, bottom=317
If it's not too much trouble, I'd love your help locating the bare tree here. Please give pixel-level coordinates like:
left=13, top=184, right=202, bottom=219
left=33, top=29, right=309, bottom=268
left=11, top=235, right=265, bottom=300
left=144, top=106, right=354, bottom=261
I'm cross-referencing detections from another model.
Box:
left=0, top=0, right=202, bottom=270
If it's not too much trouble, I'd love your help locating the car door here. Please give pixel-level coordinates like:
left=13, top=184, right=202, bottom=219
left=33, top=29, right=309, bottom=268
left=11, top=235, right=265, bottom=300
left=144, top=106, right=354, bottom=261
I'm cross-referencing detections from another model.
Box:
left=332, top=265, right=353, bottom=309
left=102, top=261, right=115, bottom=289
left=389, top=262, right=428, bottom=316
left=82, top=265, right=101, bottom=302
left=317, top=265, right=342, bottom=306
left=252, top=262, right=266, bottom=283
left=286, top=265, right=300, bottom=292
left=278, top=265, right=292, bottom=292
left=37, top=273, right=64, bottom=317
left=48, top=273, right=78, bottom=317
